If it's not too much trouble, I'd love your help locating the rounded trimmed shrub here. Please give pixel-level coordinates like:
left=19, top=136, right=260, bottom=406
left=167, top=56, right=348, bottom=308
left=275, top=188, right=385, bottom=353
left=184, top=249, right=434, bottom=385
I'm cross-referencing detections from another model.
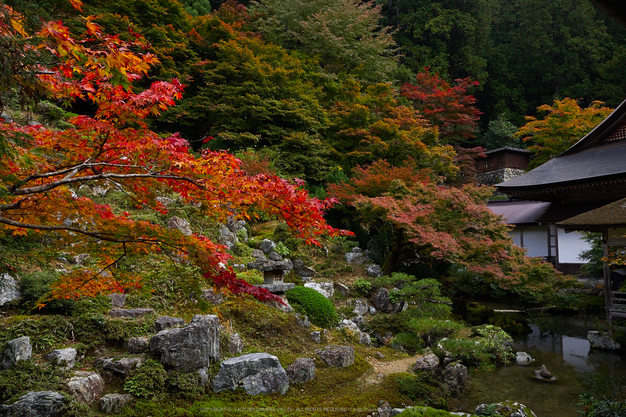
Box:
left=286, top=286, right=339, bottom=329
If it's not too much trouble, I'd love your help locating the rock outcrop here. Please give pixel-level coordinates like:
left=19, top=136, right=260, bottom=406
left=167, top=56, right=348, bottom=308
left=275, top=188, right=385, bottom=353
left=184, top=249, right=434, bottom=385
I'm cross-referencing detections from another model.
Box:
left=212, top=352, right=289, bottom=395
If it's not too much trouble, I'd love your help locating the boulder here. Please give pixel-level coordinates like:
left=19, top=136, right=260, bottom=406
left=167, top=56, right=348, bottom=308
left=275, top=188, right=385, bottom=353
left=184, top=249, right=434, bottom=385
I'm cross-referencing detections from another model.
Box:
left=218, top=225, right=237, bottom=250
left=0, top=274, right=21, bottom=306
left=515, top=352, right=533, bottom=366
left=168, top=216, right=192, bottom=236
left=100, top=393, right=134, bottom=414
left=150, top=314, right=220, bottom=371
left=1, top=336, right=32, bottom=370
left=292, top=259, right=316, bottom=278
left=315, top=345, right=355, bottom=368
left=259, top=239, right=276, bottom=254
left=45, top=348, right=77, bottom=370
left=241, top=367, right=289, bottom=395
left=588, top=331, right=621, bottom=350
left=370, top=288, right=393, bottom=313
left=0, top=391, right=65, bottom=417
left=438, top=362, right=467, bottom=397
left=353, top=299, right=369, bottom=316
left=359, top=332, right=372, bottom=346
left=310, top=331, right=322, bottom=343
left=154, top=316, right=185, bottom=332
left=202, top=289, right=223, bottom=305
left=251, top=249, right=266, bottom=260
left=67, top=371, right=105, bottom=404
left=338, top=319, right=359, bottom=331
left=335, top=282, right=350, bottom=297
left=212, top=352, right=289, bottom=395
left=366, top=264, right=383, bottom=278
left=295, top=314, right=310, bottom=328
left=126, top=336, right=150, bottom=353
left=107, top=293, right=127, bottom=308
left=102, top=357, right=143, bottom=376
left=351, top=315, right=365, bottom=329
left=345, top=251, right=366, bottom=265
left=475, top=401, right=537, bottom=417
left=304, top=282, right=334, bottom=298
left=412, top=354, right=439, bottom=373
left=286, top=358, right=316, bottom=384
left=109, top=308, right=154, bottom=318
left=229, top=333, right=244, bottom=355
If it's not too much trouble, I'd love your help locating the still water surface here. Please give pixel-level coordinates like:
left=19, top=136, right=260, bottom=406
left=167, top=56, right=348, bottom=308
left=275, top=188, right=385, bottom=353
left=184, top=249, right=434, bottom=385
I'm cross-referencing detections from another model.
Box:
left=448, top=316, right=626, bottom=416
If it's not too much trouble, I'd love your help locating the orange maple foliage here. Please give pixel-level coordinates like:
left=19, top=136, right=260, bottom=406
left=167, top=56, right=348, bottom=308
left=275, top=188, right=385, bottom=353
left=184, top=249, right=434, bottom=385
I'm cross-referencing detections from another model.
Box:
left=0, top=4, right=345, bottom=307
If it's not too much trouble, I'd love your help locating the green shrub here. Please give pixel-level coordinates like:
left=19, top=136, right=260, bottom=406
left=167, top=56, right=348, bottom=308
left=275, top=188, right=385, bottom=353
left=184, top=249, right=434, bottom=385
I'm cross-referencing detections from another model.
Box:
left=286, top=286, right=339, bottom=328
left=19, top=270, right=76, bottom=313
left=274, top=242, right=290, bottom=257
left=0, top=360, right=69, bottom=403
left=167, top=371, right=205, bottom=398
left=392, top=372, right=448, bottom=409
left=391, top=332, right=422, bottom=352
left=578, top=372, right=626, bottom=417
left=352, top=278, right=372, bottom=297
left=124, top=359, right=167, bottom=398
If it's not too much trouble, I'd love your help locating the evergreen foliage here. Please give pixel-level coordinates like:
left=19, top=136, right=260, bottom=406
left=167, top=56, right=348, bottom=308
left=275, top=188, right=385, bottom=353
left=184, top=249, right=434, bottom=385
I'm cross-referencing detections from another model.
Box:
left=286, top=286, right=339, bottom=328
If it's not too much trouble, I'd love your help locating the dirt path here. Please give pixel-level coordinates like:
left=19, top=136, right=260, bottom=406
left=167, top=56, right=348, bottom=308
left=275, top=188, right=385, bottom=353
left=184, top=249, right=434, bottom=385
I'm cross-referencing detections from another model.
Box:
left=360, top=354, right=419, bottom=385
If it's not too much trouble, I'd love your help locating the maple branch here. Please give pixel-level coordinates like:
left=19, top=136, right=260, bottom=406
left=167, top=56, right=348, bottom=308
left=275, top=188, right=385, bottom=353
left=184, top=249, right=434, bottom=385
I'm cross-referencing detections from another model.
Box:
left=9, top=172, right=203, bottom=195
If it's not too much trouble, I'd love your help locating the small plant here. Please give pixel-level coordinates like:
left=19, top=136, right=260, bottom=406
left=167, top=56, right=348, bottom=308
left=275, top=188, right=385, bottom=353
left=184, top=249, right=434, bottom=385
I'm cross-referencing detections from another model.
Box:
left=167, top=371, right=205, bottom=398
left=274, top=242, right=290, bottom=257
left=578, top=372, right=626, bottom=417
left=0, top=361, right=69, bottom=403
left=286, top=286, right=339, bottom=328
left=124, top=359, right=167, bottom=398
left=352, top=278, right=372, bottom=297
left=393, top=372, right=448, bottom=409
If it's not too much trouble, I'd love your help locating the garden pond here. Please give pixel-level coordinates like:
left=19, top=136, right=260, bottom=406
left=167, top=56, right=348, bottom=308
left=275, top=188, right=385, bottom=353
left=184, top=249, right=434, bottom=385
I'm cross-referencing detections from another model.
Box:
left=448, top=315, right=626, bottom=416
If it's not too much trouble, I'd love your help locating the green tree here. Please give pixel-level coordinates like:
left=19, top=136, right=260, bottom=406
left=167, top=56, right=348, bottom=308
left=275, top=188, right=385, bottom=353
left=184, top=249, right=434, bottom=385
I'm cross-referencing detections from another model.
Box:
left=179, top=0, right=211, bottom=16
left=482, top=115, right=520, bottom=150
left=516, top=98, right=613, bottom=169
left=251, top=0, right=397, bottom=82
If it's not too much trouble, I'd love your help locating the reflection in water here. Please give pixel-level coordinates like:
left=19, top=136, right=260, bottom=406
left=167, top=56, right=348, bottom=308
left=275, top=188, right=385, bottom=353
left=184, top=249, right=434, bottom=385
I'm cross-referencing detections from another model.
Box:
left=448, top=316, right=626, bottom=417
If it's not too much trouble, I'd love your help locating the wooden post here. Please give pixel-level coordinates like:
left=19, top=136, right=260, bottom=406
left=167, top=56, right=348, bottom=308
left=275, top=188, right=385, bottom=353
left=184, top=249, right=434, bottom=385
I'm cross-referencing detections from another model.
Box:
left=602, top=230, right=612, bottom=329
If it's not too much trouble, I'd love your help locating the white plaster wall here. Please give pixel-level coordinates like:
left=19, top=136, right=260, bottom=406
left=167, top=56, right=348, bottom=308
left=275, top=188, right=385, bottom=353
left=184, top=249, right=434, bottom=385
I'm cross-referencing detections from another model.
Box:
left=522, top=226, right=549, bottom=258
left=557, top=228, right=591, bottom=264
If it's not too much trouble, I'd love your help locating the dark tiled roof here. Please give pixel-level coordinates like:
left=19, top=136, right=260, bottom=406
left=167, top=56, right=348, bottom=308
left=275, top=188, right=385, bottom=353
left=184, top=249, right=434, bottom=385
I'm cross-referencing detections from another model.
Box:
left=496, top=140, right=626, bottom=189
left=484, top=147, right=530, bottom=155
left=488, top=200, right=550, bottom=225
left=559, top=197, right=626, bottom=230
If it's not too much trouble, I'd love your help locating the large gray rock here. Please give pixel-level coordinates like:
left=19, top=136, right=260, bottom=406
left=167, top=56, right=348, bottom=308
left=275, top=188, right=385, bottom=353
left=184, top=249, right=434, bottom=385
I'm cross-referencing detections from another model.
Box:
left=259, top=239, right=276, bottom=254
left=154, top=316, right=185, bottom=332
left=251, top=249, right=266, bottom=260
left=0, top=274, right=21, bottom=306
left=338, top=319, right=359, bottom=331
left=168, top=216, right=192, bottom=236
left=475, top=401, right=537, bottom=417
left=370, top=288, right=393, bottom=313
left=212, top=352, right=289, bottom=395
left=304, top=282, right=334, bottom=298
left=45, top=348, right=77, bottom=370
left=241, top=367, right=289, bottom=395
left=412, top=354, right=440, bottom=373
left=67, top=371, right=105, bottom=404
left=359, top=332, right=372, bottom=346
left=588, top=331, right=621, bottom=350
left=438, top=362, right=467, bottom=397
left=285, top=358, right=316, bottom=384
left=293, top=259, right=316, bottom=278
left=267, top=251, right=282, bottom=261
left=0, top=391, right=65, bottom=417
left=335, top=282, right=350, bottom=297
left=352, top=299, right=369, bottom=316
left=229, top=333, right=244, bottom=355
left=366, top=264, right=383, bottom=278
left=100, top=393, right=134, bottom=414
left=345, top=252, right=366, bottom=265
left=315, top=345, right=355, bottom=368
left=125, top=337, right=150, bottom=353
left=109, top=308, right=154, bottom=318
left=102, top=357, right=143, bottom=376
left=218, top=224, right=237, bottom=250
left=1, top=336, right=32, bottom=370
left=150, top=314, right=220, bottom=371
left=515, top=351, right=533, bottom=366
left=107, top=293, right=127, bottom=308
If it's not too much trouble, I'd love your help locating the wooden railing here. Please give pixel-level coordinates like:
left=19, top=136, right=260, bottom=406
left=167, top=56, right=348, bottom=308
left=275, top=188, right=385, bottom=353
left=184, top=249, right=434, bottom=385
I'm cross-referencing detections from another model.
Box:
left=609, top=291, right=626, bottom=319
